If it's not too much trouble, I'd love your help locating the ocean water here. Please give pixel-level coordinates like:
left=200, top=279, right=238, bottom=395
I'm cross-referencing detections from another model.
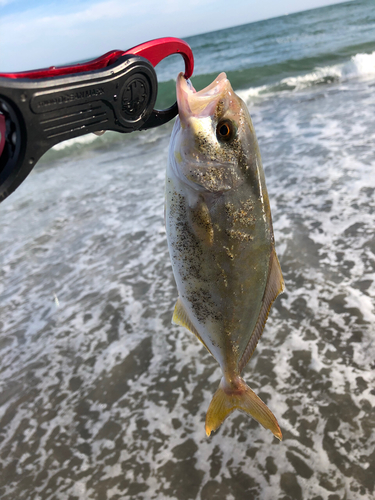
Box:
left=1, top=0, right=375, bottom=499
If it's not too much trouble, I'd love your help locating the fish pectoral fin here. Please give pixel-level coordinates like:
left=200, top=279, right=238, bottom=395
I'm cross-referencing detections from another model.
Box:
left=239, top=250, right=284, bottom=373
left=172, top=298, right=212, bottom=355
left=205, top=377, right=282, bottom=440
left=188, top=199, right=214, bottom=246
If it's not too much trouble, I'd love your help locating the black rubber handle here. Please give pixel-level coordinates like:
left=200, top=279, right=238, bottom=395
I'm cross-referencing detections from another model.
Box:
left=0, top=54, right=158, bottom=202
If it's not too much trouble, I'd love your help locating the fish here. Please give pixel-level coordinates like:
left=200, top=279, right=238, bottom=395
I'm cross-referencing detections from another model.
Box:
left=165, top=72, right=284, bottom=439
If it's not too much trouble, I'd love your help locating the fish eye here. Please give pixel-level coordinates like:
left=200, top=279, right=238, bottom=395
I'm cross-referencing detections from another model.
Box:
left=216, top=120, right=235, bottom=142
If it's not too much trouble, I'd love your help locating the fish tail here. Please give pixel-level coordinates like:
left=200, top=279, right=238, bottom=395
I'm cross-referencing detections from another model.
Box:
left=205, top=377, right=282, bottom=440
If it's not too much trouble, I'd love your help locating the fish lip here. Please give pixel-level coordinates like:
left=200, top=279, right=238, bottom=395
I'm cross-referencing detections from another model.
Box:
left=176, top=72, right=230, bottom=120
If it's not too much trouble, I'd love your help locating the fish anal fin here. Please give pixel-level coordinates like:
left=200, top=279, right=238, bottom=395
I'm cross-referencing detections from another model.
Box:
left=239, top=250, right=284, bottom=373
left=173, top=298, right=212, bottom=355
left=205, top=377, right=282, bottom=440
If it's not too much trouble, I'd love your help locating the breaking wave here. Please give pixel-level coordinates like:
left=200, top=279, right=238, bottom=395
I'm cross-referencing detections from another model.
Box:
left=238, top=50, right=375, bottom=102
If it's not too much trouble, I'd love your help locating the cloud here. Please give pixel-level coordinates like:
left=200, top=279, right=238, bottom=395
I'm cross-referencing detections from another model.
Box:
left=0, top=0, right=219, bottom=71
left=0, top=1, right=151, bottom=70
left=0, top=0, right=347, bottom=72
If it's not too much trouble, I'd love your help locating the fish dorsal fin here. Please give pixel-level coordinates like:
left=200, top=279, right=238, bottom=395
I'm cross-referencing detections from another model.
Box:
left=239, top=250, right=284, bottom=373
left=173, top=298, right=213, bottom=355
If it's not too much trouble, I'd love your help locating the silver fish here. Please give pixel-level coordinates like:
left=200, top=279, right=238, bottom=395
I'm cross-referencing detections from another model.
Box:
left=166, top=72, right=284, bottom=439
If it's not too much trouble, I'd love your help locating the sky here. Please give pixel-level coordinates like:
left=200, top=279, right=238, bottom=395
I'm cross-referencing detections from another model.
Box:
left=0, top=0, right=349, bottom=72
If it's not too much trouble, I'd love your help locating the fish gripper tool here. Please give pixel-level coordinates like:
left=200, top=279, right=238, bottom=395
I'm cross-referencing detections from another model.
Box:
left=0, top=37, right=194, bottom=202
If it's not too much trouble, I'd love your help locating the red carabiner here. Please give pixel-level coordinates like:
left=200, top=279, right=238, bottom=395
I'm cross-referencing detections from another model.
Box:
left=0, top=37, right=194, bottom=80
left=123, top=37, right=194, bottom=79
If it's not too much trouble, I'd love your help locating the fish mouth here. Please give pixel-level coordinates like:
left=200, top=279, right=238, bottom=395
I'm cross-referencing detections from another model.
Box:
left=176, top=72, right=231, bottom=120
